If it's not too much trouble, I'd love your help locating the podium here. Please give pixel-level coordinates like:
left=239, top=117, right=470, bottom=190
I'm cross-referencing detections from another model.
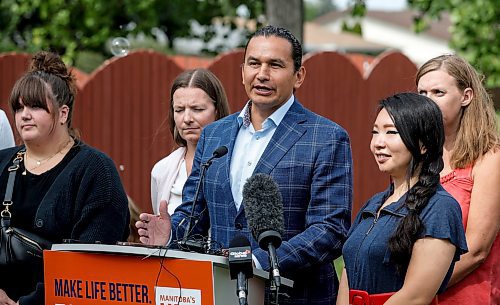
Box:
left=44, top=244, right=293, bottom=305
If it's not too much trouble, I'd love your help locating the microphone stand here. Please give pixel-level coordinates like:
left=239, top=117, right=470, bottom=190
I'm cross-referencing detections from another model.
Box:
left=237, top=271, right=249, bottom=305
left=258, top=230, right=282, bottom=305
left=178, top=155, right=219, bottom=253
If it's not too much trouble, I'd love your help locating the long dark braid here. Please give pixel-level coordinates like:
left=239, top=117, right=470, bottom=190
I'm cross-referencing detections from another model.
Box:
left=380, top=93, right=445, bottom=273
left=388, top=157, right=443, bottom=272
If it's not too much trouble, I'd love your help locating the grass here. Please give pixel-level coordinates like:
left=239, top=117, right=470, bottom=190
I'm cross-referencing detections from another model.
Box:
left=334, top=256, right=344, bottom=279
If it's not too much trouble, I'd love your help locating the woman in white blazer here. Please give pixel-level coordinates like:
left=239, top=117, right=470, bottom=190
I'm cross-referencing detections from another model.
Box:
left=151, top=69, right=230, bottom=214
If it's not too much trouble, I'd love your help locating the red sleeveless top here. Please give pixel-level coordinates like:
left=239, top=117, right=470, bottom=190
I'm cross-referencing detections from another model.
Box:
left=439, top=166, right=499, bottom=305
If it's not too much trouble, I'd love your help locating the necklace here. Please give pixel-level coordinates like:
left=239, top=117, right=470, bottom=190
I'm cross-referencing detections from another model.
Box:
left=22, top=138, right=73, bottom=175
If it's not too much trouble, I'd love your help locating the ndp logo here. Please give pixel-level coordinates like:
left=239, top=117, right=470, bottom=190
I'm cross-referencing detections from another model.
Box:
left=155, top=287, right=201, bottom=305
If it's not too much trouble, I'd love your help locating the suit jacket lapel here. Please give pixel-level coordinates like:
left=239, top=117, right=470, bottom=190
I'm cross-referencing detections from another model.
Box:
left=253, top=100, right=307, bottom=175
left=219, top=114, right=242, bottom=204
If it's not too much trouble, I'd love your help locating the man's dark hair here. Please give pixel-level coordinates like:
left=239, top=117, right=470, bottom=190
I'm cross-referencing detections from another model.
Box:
left=244, top=25, right=303, bottom=72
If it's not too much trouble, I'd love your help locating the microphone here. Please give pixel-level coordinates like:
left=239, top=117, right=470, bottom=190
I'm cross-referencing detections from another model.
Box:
left=242, top=173, right=284, bottom=289
left=228, top=235, right=253, bottom=305
left=178, top=145, right=228, bottom=252
left=207, top=145, right=228, bottom=165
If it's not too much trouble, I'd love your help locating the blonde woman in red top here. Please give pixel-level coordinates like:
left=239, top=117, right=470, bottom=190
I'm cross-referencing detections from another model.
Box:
left=417, top=54, right=500, bottom=305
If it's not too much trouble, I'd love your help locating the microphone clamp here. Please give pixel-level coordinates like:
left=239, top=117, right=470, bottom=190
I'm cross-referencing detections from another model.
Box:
left=177, top=239, right=208, bottom=253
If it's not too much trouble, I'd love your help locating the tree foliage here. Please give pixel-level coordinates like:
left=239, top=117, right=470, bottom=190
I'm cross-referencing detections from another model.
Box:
left=0, top=0, right=158, bottom=63
left=0, top=0, right=265, bottom=66
left=305, top=0, right=337, bottom=21
left=408, top=0, right=499, bottom=87
left=341, top=0, right=366, bottom=36
left=154, top=0, right=264, bottom=52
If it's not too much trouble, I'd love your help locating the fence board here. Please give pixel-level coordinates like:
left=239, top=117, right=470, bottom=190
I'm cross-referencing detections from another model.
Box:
left=0, top=53, right=31, bottom=143
left=209, top=49, right=247, bottom=112
left=73, top=50, right=183, bottom=212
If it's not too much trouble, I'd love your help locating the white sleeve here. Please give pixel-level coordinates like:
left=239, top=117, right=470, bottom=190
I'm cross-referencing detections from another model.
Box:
left=0, top=110, right=15, bottom=149
left=151, top=169, right=159, bottom=215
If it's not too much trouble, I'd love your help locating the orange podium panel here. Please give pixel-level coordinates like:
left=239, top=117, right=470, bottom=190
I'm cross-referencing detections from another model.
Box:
left=44, top=244, right=284, bottom=305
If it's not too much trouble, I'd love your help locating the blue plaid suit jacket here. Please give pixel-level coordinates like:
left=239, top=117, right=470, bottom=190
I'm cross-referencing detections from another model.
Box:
left=171, top=100, right=352, bottom=304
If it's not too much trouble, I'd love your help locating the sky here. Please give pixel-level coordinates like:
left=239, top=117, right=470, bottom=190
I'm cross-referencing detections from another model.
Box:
left=333, top=0, right=407, bottom=11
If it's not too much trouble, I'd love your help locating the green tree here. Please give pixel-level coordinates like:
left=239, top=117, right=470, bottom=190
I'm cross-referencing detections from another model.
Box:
left=341, top=0, right=366, bottom=35
left=305, top=0, right=337, bottom=21
left=0, top=0, right=159, bottom=63
left=0, top=0, right=265, bottom=67
left=152, top=0, right=264, bottom=50
left=408, top=0, right=499, bottom=87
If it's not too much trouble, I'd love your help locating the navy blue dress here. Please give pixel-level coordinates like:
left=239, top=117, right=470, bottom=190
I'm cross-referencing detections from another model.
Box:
left=343, top=185, right=467, bottom=294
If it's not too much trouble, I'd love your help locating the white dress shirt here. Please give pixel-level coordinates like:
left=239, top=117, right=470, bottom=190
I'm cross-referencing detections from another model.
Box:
left=230, top=95, right=295, bottom=210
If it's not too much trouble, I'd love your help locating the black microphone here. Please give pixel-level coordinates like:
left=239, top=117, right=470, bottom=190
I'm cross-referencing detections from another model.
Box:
left=178, top=145, right=228, bottom=252
left=242, top=173, right=284, bottom=289
left=228, top=235, right=253, bottom=305
left=207, top=145, right=228, bottom=165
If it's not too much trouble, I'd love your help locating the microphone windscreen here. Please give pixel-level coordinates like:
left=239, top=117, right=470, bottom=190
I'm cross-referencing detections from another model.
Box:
left=229, top=234, right=251, bottom=248
left=242, top=173, right=284, bottom=240
left=213, top=145, right=228, bottom=158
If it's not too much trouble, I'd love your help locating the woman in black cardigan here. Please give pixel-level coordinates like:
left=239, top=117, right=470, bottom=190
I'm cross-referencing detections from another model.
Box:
left=0, top=51, right=129, bottom=305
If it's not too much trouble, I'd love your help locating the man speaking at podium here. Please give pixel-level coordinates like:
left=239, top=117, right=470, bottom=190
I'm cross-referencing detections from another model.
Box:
left=136, top=25, right=352, bottom=305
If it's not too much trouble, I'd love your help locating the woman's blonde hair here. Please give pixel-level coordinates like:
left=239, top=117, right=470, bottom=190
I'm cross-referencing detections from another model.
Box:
left=416, top=54, right=499, bottom=169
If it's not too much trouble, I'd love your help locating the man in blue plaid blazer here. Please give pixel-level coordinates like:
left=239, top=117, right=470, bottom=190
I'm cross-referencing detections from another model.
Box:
left=138, top=26, right=352, bottom=304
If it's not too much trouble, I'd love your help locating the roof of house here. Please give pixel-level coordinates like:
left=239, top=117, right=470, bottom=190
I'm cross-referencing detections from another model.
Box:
left=304, top=21, right=388, bottom=53
left=315, top=10, right=451, bottom=40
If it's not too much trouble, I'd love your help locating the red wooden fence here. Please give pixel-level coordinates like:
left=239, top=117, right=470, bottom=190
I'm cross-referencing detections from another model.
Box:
left=0, top=49, right=417, bottom=217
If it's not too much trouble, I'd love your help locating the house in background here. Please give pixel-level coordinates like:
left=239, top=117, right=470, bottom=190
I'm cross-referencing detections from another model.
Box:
left=303, top=21, right=388, bottom=75
left=312, top=10, right=452, bottom=66
left=304, top=21, right=388, bottom=55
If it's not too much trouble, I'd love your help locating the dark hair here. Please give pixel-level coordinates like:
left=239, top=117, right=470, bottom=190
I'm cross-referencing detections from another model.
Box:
left=379, top=92, right=445, bottom=272
left=9, top=51, right=78, bottom=138
left=244, top=25, right=303, bottom=72
left=168, top=68, right=230, bottom=147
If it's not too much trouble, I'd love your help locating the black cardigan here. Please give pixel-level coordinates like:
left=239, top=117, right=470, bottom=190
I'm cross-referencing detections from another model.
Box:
left=0, top=142, right=130, bottom=304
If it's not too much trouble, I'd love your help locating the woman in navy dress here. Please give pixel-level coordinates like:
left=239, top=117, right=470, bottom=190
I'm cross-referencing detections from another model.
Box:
left=337, top=93, right=467, bottom=305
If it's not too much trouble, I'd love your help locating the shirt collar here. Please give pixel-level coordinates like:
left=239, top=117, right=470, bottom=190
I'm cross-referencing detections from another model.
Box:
left=362, top=186, right=409, bottom=218
left=237, top=95, right=295, bottom=128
